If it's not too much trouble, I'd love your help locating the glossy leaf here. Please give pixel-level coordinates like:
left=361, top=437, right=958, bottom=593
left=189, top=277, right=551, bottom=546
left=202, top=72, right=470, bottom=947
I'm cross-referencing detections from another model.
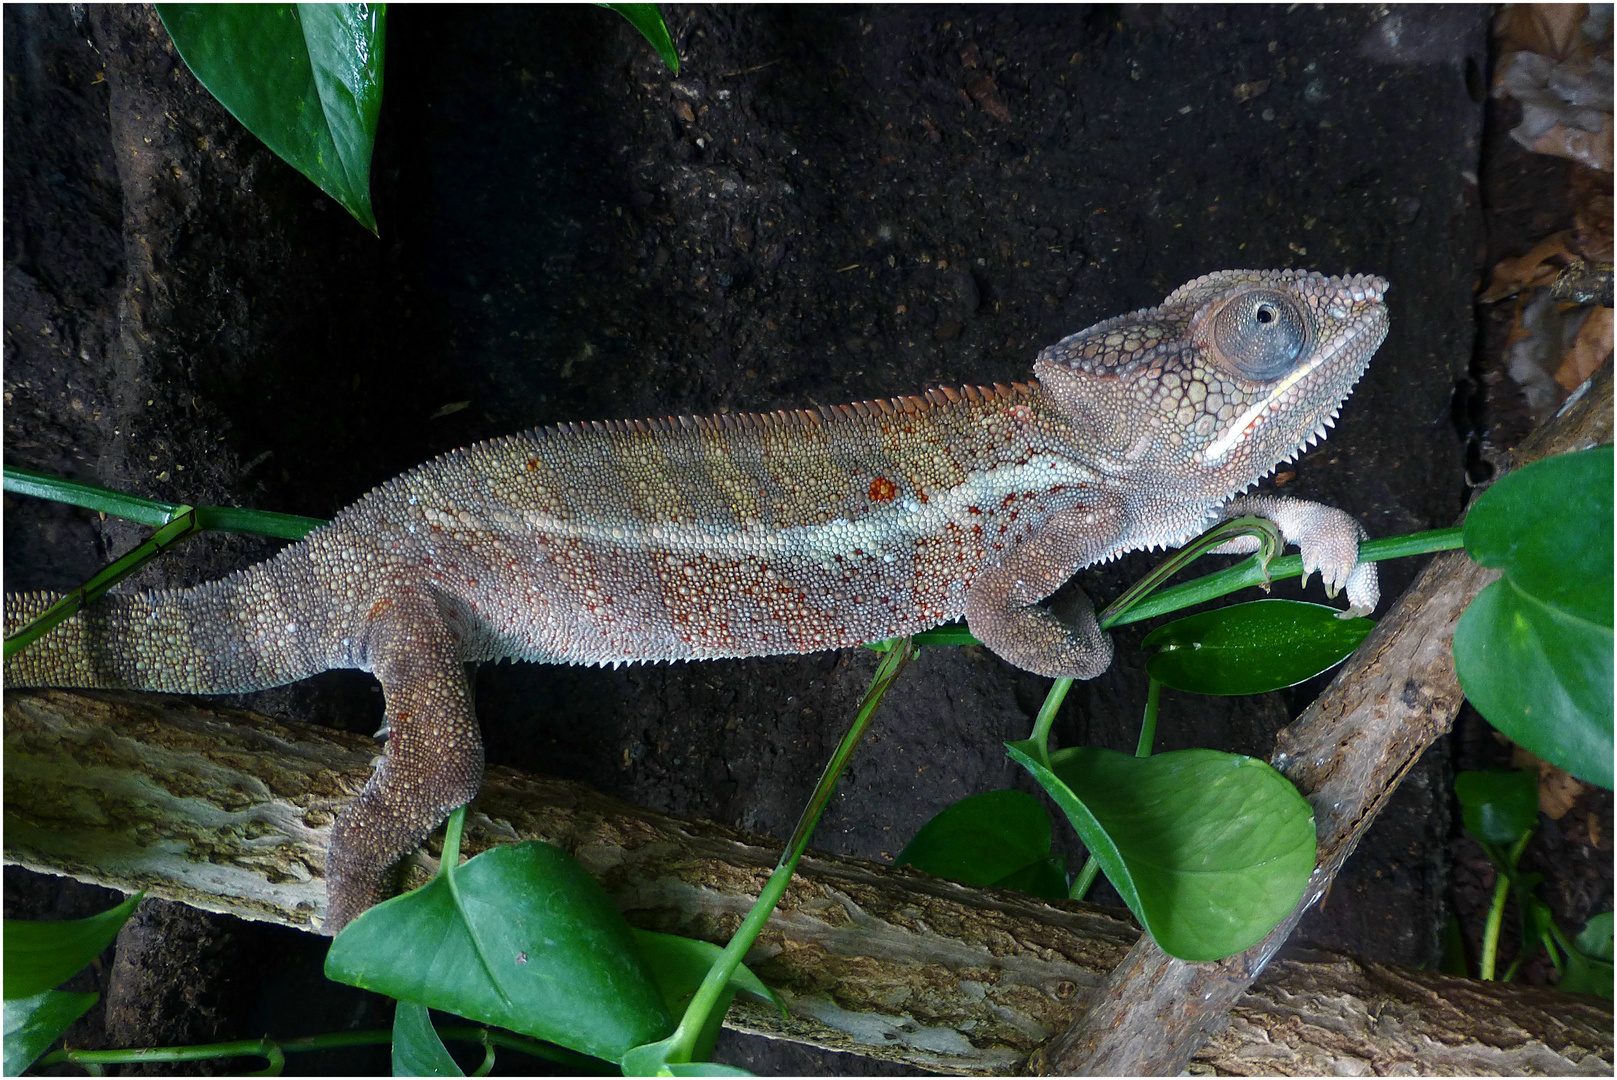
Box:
left=1464, top=446, right=1613, bottom=626
left=326, top=841, right=671, bottom=1062
left=1456, top=447, right=1614, bottom=789
left=631, top=931, right=781, bottom=1064
left=1142, top=599, right=1373, bottom=695
left=1453, top=770, right=1539, bottom=845
left=3, top=892, right=141, bottom=999
left=2, top=990, right=97, bottom=1077
left=392, top=1001, right=464, bottom=1077
left=1560, top=910, right=1615, bottom=998
left=600, top=4, right=679, bottom=74
left=1007, top=742, right=1315, bottom=961
left=1577, top=911, right=1614, bottom=962
left=155, top=4, right=386, bottom=232
left=897, top=789, right=1067, bottom=900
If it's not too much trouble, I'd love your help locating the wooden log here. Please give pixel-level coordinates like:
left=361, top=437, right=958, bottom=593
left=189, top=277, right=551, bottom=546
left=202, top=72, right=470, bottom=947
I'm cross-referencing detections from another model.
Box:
left=5, top=688, right=1610, bottom=1075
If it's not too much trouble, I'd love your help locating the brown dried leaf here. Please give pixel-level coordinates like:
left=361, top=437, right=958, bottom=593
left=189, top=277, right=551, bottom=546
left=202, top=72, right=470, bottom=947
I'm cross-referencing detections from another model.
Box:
left=1482, top=230, right=1578, bottom=301
left=1571, top=164, right=1615, bottom=259
left=1555, top=304, right=1614, bottom=388
left=1511, top=746, right=1590, bottom=819
left=1530, top=114, right=1615, bottom=172
left=1494, top=4, right=1593, bottom=62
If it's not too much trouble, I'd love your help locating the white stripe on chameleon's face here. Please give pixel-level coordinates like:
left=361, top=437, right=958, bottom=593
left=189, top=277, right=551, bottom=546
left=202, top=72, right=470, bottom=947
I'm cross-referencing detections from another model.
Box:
left=1201, top=319, right=1355, bottom=463
left=517, top=454, right=1101, bottom=563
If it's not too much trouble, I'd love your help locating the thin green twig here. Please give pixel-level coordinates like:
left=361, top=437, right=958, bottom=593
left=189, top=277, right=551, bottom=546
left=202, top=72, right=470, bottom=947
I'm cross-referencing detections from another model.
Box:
left=645, top=638, right=917, bottom=1066
left=1480, top=831, right=1534, bottom=980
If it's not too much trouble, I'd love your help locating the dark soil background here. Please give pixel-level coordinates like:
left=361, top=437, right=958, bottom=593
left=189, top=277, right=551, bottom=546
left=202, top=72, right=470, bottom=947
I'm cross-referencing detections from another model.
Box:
left=3, top=4, right=1605, bottom=1075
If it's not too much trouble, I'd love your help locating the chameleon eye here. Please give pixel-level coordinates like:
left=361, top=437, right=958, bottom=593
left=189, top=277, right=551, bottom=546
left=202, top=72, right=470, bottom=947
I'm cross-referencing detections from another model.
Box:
left=1211, top=289, right=1309, bottom=380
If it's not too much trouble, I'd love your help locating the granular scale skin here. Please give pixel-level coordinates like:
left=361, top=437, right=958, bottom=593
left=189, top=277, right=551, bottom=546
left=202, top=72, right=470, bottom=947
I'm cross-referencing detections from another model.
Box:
left=5, top=269, right=1390, bottom=931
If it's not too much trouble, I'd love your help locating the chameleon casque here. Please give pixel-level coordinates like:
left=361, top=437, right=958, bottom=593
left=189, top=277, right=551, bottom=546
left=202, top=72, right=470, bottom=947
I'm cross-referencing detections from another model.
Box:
left=6, top=268, right=1388, bottom=932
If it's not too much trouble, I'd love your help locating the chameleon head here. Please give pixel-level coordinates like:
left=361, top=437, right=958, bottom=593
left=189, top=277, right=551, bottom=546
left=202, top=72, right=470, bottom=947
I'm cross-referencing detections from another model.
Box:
left=1034, top=269, right=1389, bottom=490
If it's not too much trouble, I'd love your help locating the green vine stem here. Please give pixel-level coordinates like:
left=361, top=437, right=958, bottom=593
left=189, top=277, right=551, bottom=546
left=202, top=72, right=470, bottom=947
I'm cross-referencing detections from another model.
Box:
left=39, top=1025, right=605, bottom=1077
left=642, top=637, right=917, bottom=1067
left=1480, top=831, right=1535, bottom=980
left=2, top=466, right=326, bottom=660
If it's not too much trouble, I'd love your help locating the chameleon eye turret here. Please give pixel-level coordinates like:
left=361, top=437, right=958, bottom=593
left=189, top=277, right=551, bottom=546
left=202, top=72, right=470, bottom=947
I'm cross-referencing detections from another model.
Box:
left=1211, top=288, right=1310, bottom=380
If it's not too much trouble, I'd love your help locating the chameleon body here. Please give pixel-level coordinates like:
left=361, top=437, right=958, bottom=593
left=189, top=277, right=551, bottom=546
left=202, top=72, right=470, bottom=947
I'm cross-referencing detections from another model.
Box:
left=5, top=269, right=1389, bottom=931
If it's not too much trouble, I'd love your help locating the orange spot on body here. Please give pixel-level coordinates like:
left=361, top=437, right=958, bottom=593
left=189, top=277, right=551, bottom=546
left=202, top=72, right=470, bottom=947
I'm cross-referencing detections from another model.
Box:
left=869, top=476, right=898, bottom=502
left=526, top=458, right=539, bottom=471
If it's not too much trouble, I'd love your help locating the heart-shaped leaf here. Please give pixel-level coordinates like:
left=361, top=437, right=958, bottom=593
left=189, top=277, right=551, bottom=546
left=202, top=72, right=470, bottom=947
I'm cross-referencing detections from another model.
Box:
left=1456, top=447, right=1613, bottom=789
left=326, top=841, right=671, bottom=1062
left=2, top=990, right=98, bottom=1077
left=1453, top=770, right=1540, bottom=845
left=1577, top=911, right=1614, bottom=962
left=1560, top=910, right=1616, bottom=998
left=3, top=893, right=141, bottom=999
left=897, top=789, right=1067, bottom=900
left=391, top=1001, right=464, bottom=1077
left=631, top=931, right=781, bottom=1064
left=156, top=4, right=386, bottom=232
left=1142, top=599, right=1373, bottom=696
left=1007, top=743, right=1315, bottom=961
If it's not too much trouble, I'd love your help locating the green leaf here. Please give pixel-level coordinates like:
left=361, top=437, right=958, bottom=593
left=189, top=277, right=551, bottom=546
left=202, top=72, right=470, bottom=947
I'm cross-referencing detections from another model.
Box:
left=630, top=931, right=782, bottom=1064
left=896, top=790, right=1068, bottom=899
left=599, top=4, right=679, bottom=74
left=326, top=841, right=670, bottom=1062
left=1007, top=743, right=1315, bottom=961
left=1142, top=599, right=1373, bottom=695
left=2, top=990, right=97, bottom=1077
left=155, top=4, right=386, bottom=233
left=392, top=1001, right=464, bottom=1077
left=991, top=855, right=1070, bottom=901
left=1453, top=770, right=1539, bottom=845
left=664, top=1065, right=754, bottom=1076
left=1559, top=951, right=1615, bottom=998
left=1576, top=911, right=1614, bottom=963
left=3, top=893, right=141, bottom=999
left=1456, top=447, right=1614, bottom=789
left=1464, top=447, right=1613, bottom=626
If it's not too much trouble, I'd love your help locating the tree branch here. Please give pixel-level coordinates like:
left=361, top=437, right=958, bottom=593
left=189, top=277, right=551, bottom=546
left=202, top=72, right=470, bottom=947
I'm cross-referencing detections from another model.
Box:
left=1031, top=360, right=1613, bottom=1075
left=4, top=687, right=1610, bottom=1074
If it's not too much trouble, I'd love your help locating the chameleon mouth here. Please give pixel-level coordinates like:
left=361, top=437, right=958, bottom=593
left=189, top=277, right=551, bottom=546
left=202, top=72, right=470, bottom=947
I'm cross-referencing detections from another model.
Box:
left=1201, top=280, right=1387, bottom=463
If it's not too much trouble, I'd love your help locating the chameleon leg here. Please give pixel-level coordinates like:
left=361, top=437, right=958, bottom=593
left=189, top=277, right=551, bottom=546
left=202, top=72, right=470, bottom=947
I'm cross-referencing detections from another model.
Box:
left=1212, top=494, right=1380, bottom=616
left=322, top=600, right=484, bottom=934
left=965, top=502, right=1123, bottom=680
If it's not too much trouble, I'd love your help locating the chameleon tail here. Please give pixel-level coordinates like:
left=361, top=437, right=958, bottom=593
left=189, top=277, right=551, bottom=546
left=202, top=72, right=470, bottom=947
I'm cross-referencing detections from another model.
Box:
left=4, top=562, right=325, bottom=694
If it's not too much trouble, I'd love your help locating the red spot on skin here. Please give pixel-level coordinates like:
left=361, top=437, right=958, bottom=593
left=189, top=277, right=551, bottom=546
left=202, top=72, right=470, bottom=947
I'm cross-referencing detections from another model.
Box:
left=526, top=458, right=539, bottom=471
left=869, top=476, right=898, bottom=502
left=917, top=489, right=929, bottom=503
left=368, top=599, right=394, bottom=619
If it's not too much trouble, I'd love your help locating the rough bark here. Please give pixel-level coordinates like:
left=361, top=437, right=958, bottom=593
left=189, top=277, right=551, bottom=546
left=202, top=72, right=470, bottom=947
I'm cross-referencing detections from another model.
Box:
left=1031, top=361, right=1614, bottom=1075
left=4, top=688, right=1610, bottom=1075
